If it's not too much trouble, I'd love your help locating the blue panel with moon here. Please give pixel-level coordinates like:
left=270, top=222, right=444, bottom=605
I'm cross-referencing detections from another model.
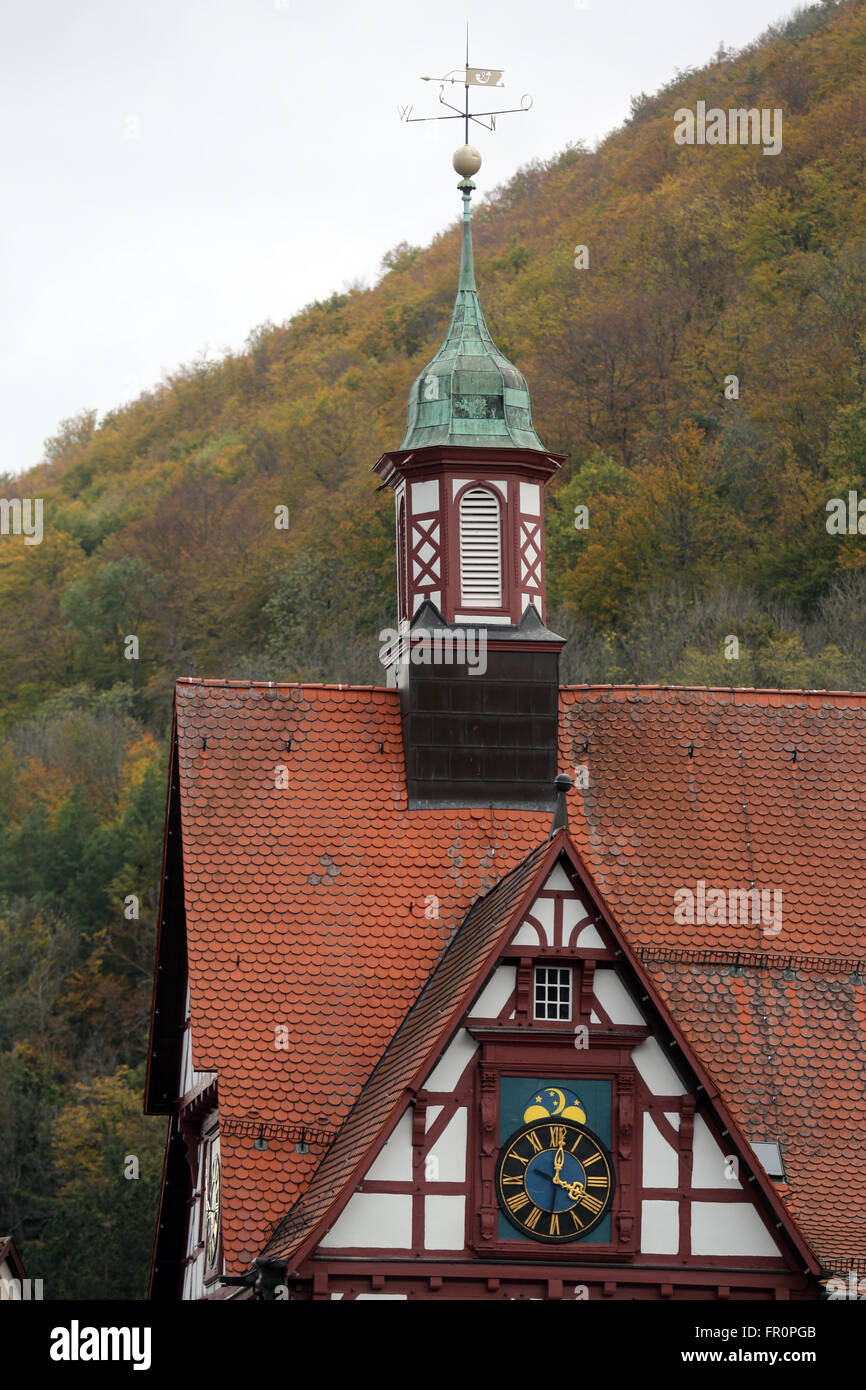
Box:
left=497, top=1078, right=612, bottom=1243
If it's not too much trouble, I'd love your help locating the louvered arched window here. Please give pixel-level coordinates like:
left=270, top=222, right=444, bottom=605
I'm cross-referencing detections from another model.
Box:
left=459, top=486, right=502, bottom=607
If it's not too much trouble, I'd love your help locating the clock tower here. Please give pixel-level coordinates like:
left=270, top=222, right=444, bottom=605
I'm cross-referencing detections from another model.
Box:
left=374, top=147, right=566, bottom=809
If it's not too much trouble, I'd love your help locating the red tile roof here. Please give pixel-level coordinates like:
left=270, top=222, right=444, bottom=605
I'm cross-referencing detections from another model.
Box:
left=162, top=679, right=866, bottom=1270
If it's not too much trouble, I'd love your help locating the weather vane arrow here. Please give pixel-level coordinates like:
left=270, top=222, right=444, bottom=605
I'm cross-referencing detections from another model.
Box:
left=397, top=27, right=533, bottom=138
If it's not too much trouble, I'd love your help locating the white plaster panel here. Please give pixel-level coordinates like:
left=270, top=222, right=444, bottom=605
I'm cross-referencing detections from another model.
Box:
left=521, top=591, right=532, bottom=611
left=455, top=613, right=510, bottom=624
left=590, top=1010, right=600, bottom=1023
left=320, top=1194, right=412, bottom=1249
left=642, top=1113, right=679, bottom=1187
left=411, top=479, right=439, bottom=512
left=575, top=922, right=604, bottom=948
left=527, top=895, right=555, bottom=943
left=544, top=864, right=573, bottom=892
left=691, top=1115, right=741, bottom=1189
left=519, top=481, right=540, bottom=516
left=632, top=1038, right=687, bottom=1096
left=510, top=921, right=542, bottom=946
left=423, top=1029, right=476, bottom=1092
left=425, top=1104, right=443, bottom=1132
left=691, top=1202, right=780, bottom=1257
left=665, top=1112, right=681, bottom=1131
left=365, top=1110, right=413, bottom=1182
left=428, top=591, right=441, bottom=609
left=641, top=1200, right=680, bottom=1255
left=428, top=1108, right=467, bottom=1182
left=563, top=895, right=590, bottom=936
left=593, top=969, right=646, bottom=1026
left=469, top=965, right=515, bottom=1019
left=424, top=1196, right=466, bottom=1250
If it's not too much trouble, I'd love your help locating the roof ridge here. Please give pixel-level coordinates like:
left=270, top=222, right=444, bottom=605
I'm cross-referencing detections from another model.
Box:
left=175, top=678, right=392, bottom=691
left=562, top=683, right=866, bottom=700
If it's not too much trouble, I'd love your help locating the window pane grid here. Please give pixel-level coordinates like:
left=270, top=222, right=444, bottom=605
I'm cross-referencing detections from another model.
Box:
left=534, top=966, right=572, bottom=1021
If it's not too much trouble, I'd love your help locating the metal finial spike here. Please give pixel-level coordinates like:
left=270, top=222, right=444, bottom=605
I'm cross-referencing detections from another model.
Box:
left=550, top=773, right=573, bottom=836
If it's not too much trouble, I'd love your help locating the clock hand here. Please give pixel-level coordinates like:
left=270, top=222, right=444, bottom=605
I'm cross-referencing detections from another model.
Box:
left=551, top=1172, right=586, bottom=1200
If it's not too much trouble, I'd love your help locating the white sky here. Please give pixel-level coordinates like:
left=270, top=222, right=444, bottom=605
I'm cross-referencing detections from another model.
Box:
left=1, top=0, right=803, bottom=476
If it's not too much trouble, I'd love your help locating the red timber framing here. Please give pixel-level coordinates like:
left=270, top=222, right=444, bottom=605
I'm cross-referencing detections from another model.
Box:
left=267, top=834, right=822, bottom=1301
left=374, top=444, right=563, bottom=627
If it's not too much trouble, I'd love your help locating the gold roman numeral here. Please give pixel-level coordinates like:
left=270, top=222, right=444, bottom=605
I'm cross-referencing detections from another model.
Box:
left=582, top=1150, right=603, bottom=1166
left=526, top=1129, right=544, bottom=1155
left=506, top=1191, right=530, bottom=1213
left=570, top=1209, right=584, bottom=1231
left=511, top=1149, right=529, bottom=1165
left=580, top=1193, right=605, bottom=1215
left=549, top=1213, right=561, bottom=1236
left=549, top=1124, right=567, bottom=1148
left=502, top=1174, right=523, bottom=1186
left=524, top=1206, right=542, bottom=1230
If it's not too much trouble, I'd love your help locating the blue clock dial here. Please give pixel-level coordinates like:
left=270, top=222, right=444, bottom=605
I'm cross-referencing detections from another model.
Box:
left=495, top=1118, right=615, bottom=1242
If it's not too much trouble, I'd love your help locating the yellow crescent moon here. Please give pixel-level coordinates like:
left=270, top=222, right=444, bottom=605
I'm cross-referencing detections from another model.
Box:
left=547, top=1088, right=566, bottom=1115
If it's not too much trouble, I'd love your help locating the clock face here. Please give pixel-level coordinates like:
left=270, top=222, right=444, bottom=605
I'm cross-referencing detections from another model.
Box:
left=495, top=1118, right=615, bottom=1243
left=205, top=1150, right=221, bottom=1267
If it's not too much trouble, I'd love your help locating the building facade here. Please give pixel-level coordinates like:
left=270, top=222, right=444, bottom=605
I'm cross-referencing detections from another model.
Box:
left=146, top=164, right=864, bottom=1302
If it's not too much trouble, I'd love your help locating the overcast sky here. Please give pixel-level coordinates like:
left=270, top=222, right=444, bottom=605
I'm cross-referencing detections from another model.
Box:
left=1, top=0, right=803, bottom=476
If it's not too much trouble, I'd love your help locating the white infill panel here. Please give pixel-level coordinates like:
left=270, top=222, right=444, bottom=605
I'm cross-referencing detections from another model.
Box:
left=691, top=1115, right=741, bottom=1189
left=519, top=481, right=540, bottom=515
left=427, top=1108, right=467, bottom=1182
left=544, top=864, right=573, bottom=892
left=459, top=487, right=502, bottom=606
left=423, top=1030, right=476, bottom=1092
left=641, top=1200, right=679, bottom=1254
left=528, top=895, right=555, bottom=943
left=632, top=1038, right=688, bottom=1096
left=691, top=1202, right=780, bottom=1257
left=642, top=1113, right=678, bottom=1187
left=320, top=1194, right=412, bottom=1249
left=510, top=919, right=541, bottom=947
left=364, top=1111, right=413, bottom=1182
left=424, top=1196, right=466, bottom=1250
left=411, top=479, right=439, bottom=512
left=593, top=970, right=645, bottom=1026
left=469, top=965, right=515, bottom=1019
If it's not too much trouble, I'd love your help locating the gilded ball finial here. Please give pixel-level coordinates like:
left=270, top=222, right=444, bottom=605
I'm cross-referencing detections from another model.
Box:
left=453, top=144, right=482, bottom=178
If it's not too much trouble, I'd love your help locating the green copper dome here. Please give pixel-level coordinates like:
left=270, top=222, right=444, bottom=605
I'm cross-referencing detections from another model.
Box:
left=401, top=178, right=546, bottom=452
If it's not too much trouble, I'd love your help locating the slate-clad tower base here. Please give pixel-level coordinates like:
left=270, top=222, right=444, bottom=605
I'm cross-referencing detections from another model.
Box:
left=394, top=602, right=565, bottom=808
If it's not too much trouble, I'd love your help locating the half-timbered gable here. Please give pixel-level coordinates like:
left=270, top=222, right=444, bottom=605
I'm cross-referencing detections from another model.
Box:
left=260, top=835, right=816, bottom=1299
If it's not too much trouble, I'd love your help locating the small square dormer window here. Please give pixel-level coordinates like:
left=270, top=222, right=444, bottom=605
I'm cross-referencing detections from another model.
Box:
left=534, top=965, right=571, bottom=1021
left=752, top=1140, right=785, bottom=1181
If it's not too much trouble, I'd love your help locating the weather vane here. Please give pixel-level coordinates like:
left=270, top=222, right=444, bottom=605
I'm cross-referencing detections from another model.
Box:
left=398, top=26, right=533, bottom=143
